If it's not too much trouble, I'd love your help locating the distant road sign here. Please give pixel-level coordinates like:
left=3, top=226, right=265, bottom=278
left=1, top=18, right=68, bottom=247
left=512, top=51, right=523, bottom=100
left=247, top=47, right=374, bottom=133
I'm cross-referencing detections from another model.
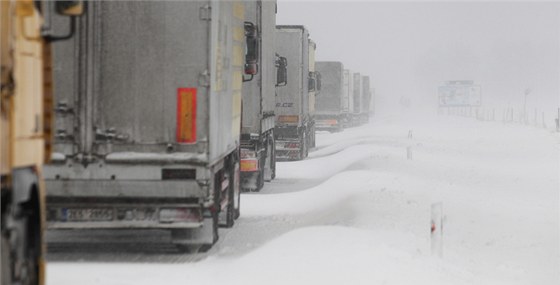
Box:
left=438, top=82, right=481, bottom=107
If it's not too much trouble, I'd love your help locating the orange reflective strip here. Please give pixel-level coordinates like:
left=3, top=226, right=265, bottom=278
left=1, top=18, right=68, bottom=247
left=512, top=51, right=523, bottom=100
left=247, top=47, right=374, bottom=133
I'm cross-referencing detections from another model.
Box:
left=176, top=88, right=197, bottom=143
left=240, top=159, right=258, bottom=172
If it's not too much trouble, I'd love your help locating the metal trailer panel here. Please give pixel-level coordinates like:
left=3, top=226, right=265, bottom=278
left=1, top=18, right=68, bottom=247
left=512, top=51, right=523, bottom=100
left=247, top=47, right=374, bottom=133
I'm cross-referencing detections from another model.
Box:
left=47, top=0, right=244, bottom=200
left=275, top=26, right=310, bottom=126
left=362, top=76, right=371, bottom=113
left=308, top=40, right=316, bottom=116
left=341, top=69, right=350, bottom=114
left=242, top=0, right=276, bottom=135
left=49, top=1, right=243, bottom=165
left=352, top=72, right=362, bottom=114
left=343, top=69, right=354, bottom=114
left=316, top=62, right=344, bottom=114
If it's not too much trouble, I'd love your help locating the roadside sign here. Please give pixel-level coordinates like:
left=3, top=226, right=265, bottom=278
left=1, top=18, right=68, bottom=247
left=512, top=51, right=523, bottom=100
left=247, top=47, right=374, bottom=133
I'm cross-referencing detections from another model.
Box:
left=438, top=82, right=481, bottom=107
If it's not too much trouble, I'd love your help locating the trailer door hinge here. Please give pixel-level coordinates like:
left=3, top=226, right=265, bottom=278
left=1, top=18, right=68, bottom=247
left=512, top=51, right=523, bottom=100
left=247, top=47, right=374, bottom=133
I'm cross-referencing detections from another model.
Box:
left=200, top=5, right=211, bottom=20
left=198, top=70, right=210, bottom=87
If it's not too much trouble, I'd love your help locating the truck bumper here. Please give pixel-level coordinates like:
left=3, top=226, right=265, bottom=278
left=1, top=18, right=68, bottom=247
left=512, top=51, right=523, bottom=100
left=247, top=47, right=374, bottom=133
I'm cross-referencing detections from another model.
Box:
left=275, top=141, right=302, bottom=161
left=46, top=217, right=214, bottom=246
left=45, top=179, right=210, bottom=230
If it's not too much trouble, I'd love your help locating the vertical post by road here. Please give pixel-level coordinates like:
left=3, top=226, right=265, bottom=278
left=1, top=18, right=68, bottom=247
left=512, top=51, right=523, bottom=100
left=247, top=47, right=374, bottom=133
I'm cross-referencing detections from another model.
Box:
left=534, top=109, right=537, bottom=126
left=431, top=202, right=443, bottom=258
left=556, top=108, right=560, bottom=132
left=542, top=112, right=546, bottom=128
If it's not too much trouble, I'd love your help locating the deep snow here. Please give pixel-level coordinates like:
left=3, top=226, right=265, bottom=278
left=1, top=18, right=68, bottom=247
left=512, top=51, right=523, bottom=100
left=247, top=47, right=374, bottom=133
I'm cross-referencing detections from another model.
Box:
left=47, top=114, right=559, bottom=285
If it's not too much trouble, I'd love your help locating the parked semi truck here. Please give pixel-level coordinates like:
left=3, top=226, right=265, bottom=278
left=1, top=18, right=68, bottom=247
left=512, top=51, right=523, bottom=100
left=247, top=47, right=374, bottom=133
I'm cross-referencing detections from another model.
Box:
left=44, top=0, right=255, bottom=252
left=1, top=1, right=83, bottom=284
left=341, top=69, right=354, bottom=128
left=361, top=75, right=372, bottom=124
left=352, top=72, right=363, bottom=126
left=240, top=0, right=287, bottom=192
left=315, top=62, right=344, bottom=132
left=274, top=25, right=320, bottom=160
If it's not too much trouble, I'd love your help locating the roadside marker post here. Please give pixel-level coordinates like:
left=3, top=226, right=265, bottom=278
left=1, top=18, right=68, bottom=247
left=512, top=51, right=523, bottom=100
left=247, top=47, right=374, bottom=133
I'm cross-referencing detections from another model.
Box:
left=431, top=202, right=443, bottom=258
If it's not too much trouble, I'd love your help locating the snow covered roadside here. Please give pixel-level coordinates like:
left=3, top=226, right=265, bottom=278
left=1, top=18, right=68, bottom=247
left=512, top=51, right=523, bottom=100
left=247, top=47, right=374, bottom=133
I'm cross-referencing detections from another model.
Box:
left=47, top=115, right=559, bottom=285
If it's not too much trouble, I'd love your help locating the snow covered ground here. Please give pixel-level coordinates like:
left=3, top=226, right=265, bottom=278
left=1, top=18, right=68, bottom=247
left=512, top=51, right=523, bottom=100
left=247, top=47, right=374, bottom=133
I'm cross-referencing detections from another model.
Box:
left=47, top=114, right=559, bottom=285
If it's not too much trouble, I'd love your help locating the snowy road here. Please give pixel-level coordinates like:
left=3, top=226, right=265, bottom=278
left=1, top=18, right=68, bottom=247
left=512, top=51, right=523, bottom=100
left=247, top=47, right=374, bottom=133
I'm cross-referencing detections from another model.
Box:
left=47, top=115, right=559, bottom=285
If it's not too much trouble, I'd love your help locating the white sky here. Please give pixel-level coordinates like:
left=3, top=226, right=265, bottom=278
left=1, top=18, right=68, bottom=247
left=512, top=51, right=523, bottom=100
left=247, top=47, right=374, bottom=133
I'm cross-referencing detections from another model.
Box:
left=277, top=1, right=560, bottom=116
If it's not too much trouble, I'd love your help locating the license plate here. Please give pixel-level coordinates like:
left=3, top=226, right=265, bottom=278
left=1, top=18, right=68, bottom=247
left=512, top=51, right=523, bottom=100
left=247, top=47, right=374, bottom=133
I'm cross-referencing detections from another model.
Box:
left=64, top=208, right=113, bottom=221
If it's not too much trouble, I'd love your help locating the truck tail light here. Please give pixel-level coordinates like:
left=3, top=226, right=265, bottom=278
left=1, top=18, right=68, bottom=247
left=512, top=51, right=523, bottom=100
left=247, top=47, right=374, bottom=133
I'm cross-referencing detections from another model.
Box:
left=277, top=115, right=299, bottom=123
left=285, top=142, right=300, bottom=149
left=240, top=159, right=259, bottom=172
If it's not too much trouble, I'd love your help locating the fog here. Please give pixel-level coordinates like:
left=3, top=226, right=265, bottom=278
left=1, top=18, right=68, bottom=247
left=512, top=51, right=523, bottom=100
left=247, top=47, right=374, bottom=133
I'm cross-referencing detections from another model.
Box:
left=277, top=1, right=560, bottom=119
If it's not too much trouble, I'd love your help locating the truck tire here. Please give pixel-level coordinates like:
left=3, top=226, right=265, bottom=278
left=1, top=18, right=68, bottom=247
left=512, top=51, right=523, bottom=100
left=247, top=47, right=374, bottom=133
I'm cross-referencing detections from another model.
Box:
left=21, top=197, right=40, bottom=285
left=270, top=136, right=276, bottom=180
left=300, top=132, right=308, bottom=160
left=233, top=162, right=241, bottom=220
left=257, top=156, right=265, bottom=190
left=223, top=164, right=235, bottom=228
left=1, top=229, right=11, bottom=285
left=264, top=136, right=275, bottom=182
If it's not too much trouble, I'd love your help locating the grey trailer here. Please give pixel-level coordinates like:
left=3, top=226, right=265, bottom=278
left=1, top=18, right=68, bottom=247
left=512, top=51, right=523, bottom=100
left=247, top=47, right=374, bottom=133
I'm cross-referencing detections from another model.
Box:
left=361, top=75, right=372, bottom=124
left=274, top=25, right=319, bottom=160
left=240, top=0, right=283, bottom=192
left=44, top=0, right=254, bottom=252
left=315, top=61, right=344, bottom=132
left=352, top=72, right=362, bottom=126
left=342, top=69, right=354, bottom=128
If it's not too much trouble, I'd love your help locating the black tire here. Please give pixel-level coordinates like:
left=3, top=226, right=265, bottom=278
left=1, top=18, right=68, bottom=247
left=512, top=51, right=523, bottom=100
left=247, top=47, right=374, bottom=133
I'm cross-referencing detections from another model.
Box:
left=21, top=200, right=40, bottom=285
left=223, top=167, right=235, bottom=228
left=200, top=210, right=219, bottom=252
left=1, top=230, right=11, bottom=285
left=300, top=132, right=307, bottom=160
left=233, top=161, right=241, bottom=220
left=270, top=137, right=276, bottom=180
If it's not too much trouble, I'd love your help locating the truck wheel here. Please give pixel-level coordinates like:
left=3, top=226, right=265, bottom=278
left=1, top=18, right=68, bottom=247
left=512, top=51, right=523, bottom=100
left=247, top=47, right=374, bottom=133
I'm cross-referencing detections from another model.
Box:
left=199, top=211, right=219, bottom=253
left=1, top=230, right=11, bottom=285
left=233, top=162, right=241, bottom=220
left=270, top=137, right=276, bottom=180
left=21, top=200, right=40, bottom=285
left=223, top=167, right=235, bottom=228
left=300, top=132, right=308, bottom=159
left=256, top=156, right=265, bottom=190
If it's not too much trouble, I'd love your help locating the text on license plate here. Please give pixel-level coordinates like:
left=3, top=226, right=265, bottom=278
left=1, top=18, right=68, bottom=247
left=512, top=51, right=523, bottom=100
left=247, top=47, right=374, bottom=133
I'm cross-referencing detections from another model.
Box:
left=64, top=208, right=114, bottom=221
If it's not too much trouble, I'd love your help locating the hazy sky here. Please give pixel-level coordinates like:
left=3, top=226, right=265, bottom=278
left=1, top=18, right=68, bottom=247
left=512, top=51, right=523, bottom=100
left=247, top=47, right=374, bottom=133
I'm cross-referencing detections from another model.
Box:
left=277, top=1, right=560, bottom=116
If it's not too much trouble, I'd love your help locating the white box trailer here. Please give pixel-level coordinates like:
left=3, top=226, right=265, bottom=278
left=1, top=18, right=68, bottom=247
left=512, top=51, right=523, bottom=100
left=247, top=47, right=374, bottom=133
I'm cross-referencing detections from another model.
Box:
left=361, top=75, right=372, bottom=124
left=342, top=69, right=354, bottom=128
left=352, top=72, right=362, bottom=126
left=274, top=25, right=319, bottom=160
left=44, top=0, right=253, bottom=251
left=315, top=61, right=344, bottom=132
left=240, top=0, right=281, bottom=192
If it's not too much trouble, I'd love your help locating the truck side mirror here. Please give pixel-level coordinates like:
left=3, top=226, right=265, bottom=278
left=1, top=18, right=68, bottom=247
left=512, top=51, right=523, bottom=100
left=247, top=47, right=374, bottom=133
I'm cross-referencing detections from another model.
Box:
left=276, top=55, right=287, bottom=87
left=243, top=22, right=259, bottom=82
left=308, top=72, right=316, bottom=92
left=55, top=1, right=84, bottom=16
left=42, top=1, right=84, bottom=42
left=315, top=72, right=322, bottom=94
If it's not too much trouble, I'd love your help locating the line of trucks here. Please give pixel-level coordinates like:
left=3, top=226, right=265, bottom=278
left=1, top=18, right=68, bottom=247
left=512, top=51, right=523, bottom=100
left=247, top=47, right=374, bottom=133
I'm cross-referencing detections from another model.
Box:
left=1, top=1, right=374, bottom=284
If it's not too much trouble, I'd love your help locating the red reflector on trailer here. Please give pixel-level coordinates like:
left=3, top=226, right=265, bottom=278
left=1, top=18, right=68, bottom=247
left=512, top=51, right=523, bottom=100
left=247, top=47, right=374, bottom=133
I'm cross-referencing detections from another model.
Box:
left=176, top=88, right=197, bottom=143
left=240, top=159, right=259, bottom=172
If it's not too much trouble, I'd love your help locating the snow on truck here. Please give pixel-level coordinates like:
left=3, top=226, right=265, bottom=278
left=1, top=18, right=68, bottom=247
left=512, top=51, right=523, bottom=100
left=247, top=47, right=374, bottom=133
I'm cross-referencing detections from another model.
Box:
left=274, top=25, right=321, bottom=160
left=240, top=0, right=287, bottom=192
left=315, top=62, right=345, bottom=132
left=44, top=1, right=258, bottom=252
